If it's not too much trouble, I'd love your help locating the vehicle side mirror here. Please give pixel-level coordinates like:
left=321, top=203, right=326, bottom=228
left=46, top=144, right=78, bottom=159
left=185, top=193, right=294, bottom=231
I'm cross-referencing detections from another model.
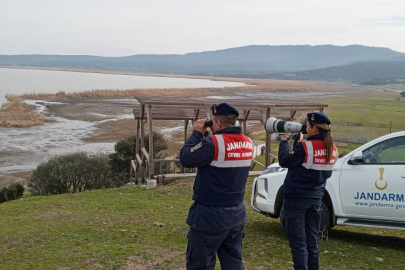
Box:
left=349, top=151, right=364, bottom=165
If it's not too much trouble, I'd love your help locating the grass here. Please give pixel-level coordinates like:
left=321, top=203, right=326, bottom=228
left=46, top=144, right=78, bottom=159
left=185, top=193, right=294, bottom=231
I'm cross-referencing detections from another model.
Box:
left=2, top=82, right=405, bottom=268
left=249, top=93, right=405, bottom=160
left=323, top=93, right=405, bottom=139
left=0, top=96, right=54, bottom=127
left=1, top=179, right=405, bottom=269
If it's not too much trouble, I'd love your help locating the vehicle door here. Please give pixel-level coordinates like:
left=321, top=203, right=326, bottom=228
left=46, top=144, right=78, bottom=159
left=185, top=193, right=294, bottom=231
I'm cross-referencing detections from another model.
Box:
left=339, top=135, right=405, bottom=219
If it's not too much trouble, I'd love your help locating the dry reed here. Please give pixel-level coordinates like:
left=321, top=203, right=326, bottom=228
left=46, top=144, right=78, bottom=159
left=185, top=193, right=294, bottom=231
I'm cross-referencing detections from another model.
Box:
left=0, top=97, right=55, bottom=127
left=9, top=78, right=367, bottom=101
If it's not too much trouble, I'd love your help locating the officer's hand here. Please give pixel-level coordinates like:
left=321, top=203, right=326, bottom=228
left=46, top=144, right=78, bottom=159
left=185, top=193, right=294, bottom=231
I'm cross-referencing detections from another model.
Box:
left=280, top=134, right=288, bottom=141
left=193, top=118, right=207, bottom=134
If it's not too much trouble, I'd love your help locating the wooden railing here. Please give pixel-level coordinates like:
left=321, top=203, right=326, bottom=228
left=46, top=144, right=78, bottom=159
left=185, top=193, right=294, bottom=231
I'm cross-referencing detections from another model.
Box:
left=130, top=155, right=276, bottom=187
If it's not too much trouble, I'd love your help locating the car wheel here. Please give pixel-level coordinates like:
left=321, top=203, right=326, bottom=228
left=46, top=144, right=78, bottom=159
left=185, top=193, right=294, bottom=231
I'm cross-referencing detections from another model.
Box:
left=280, top=204, right=285, bottom=230
left=279, top=201, right=331, bottom=237
left=319, top=201, right=331, bottom=236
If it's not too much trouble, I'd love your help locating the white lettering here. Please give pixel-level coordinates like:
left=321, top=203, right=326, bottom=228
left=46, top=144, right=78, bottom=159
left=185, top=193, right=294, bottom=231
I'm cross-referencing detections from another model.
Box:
left=226, top=141, right=253, bottom=151
left=314, top=149, right=326, bottom=157
left=315, top=158, right=326, bottom=163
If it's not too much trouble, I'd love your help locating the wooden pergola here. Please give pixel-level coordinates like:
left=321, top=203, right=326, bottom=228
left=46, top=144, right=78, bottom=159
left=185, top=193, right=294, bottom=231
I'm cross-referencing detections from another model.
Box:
left=130, top=95, right=327, bottom=186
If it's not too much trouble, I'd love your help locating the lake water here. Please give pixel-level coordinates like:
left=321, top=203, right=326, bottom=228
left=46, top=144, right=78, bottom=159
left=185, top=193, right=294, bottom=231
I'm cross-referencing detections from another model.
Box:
left=0, top=68, right=244, bottom=104
left=0, top=68, right=246, bottom=178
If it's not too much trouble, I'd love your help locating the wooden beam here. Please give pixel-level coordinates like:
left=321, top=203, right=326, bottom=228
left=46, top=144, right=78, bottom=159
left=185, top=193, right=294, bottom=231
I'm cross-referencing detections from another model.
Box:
left=244, top=110, right=251, bottom=121
left=205, top=105, right=211, bottom=119
left=131, top=160, right=137, bottom=171
left=252, top=159, right=265, bottom=169
left=140, top=105, right=145, bottom=184
left=146, top=104, right=154, bottom=179
left=140, top=103, right=145, bottom=120
left=242, top=120, right=246, bottom=134
left=130, top=160, right=134, bottom=185
left=136, top=154, right=143, bottom=165
left=140, top=105, right=145, bottom=138
left=154, top=159, right=179, bottom=162
left=194, top=109, right=200, bottom=121
left=273, top=104, right=328, bottom=108
left=184, top=120, right=189, bottom=143
left=136, top=155, right=143, bottom=187
left=290, top=110, right=297, bottom=119
left=135, top=119, right=140, bottom=185
left=141, top=147, right=149, bottom=161
left=160, top=171, right=263, bottom=181
left=259, top=111, right=267, bottom=125
left=136, top=101, right=206, bottom=106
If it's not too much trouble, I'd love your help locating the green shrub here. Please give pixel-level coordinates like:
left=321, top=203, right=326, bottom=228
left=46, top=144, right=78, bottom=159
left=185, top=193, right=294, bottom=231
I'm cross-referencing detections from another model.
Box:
left=7, top=183, right=25, bottom=199
left=29, top=152, right=117, bottom=196
left=0, top=187, right=8, bottom=203
left=0, top=183, right=25, bottom=203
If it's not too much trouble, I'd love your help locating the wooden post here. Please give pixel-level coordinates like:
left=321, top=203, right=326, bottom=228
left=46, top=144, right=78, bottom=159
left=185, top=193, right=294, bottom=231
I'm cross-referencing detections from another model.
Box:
left=184, top=120, right=189, bottom=142
left=243, top=110, right=250, bottom=135
left=140, top=105, right=145, bottom=184
left=194, top=109, right=200, bottom=121
left=242, top=121, right=247, bottom=134
left=265, top=108, right=271, bottom=167
left=290, top=110, right=297, bottom=120
left=182, top=120, right=189, bottom=173
left=135, top=119, right=140, bottom=185
left=146, top=104, right=154, bottom=180
left=129, top=165, right=133, bottom=185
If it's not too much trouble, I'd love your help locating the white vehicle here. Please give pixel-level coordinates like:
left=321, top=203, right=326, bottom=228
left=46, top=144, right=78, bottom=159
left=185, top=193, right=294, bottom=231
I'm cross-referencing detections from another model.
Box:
left=251, top=131, right=405, bottom=232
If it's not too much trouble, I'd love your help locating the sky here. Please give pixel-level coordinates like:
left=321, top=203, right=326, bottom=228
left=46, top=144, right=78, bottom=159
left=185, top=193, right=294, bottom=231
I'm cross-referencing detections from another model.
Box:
left=0, top=0, right=404, bottom=56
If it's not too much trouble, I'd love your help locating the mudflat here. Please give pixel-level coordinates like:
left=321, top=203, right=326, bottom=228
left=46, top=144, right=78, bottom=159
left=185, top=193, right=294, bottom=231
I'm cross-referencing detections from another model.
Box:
left=0, top=75, right=394, bottom=187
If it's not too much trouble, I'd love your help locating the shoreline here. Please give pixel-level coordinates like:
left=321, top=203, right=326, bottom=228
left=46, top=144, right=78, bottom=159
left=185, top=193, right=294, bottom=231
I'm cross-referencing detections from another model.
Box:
left=2, top=65, right=391, bottom=92
left=0, top=65, right=256, bottom=85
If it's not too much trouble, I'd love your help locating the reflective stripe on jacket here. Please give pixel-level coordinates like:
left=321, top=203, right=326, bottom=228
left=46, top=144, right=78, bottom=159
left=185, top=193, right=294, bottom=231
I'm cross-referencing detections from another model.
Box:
left=301, top=140, right=338, bottom=171
left=210, top=134, right=253, bottom=168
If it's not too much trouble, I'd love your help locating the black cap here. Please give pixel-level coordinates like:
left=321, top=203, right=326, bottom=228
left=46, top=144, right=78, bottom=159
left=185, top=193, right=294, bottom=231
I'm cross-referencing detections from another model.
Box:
left=307, top=112, right=331, bottom=125
left=211, top=103, right=239, bottom=117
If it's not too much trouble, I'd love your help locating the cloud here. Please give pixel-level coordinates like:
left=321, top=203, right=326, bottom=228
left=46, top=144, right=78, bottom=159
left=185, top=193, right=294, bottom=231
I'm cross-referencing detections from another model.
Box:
left=359, top=17, right=405, bottom=27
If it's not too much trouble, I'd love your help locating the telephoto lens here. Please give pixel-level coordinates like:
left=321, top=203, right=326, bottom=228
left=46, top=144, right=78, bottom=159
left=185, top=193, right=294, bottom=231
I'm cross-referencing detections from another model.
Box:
left=265, top=117, right=303, bottom=133
left=204, top=120, right=213, bottom=127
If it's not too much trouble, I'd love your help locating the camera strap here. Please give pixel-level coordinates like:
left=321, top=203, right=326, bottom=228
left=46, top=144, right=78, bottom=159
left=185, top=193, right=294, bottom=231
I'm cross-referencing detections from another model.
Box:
left=293, top=131, right=301, bottom=147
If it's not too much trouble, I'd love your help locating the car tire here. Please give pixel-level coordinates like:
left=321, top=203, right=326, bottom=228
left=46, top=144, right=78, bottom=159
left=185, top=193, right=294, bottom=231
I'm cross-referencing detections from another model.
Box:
left=279, top=201, right=331, bottom=237
left=319, top=201, right=331, bottom=236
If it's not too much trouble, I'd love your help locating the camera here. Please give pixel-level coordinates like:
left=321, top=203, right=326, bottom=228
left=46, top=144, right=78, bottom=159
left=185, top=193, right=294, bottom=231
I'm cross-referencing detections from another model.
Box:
left=204, top=120, right=213, bottom=127
left=265, top=117, right=307, bottom=134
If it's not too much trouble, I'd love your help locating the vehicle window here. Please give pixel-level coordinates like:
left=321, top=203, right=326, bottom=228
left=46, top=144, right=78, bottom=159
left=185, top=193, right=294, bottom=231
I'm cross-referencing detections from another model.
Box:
left=363, top=136, right=405, bottom=164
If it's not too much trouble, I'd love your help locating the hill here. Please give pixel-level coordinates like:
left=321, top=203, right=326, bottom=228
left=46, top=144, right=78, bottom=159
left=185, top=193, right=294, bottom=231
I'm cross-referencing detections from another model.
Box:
left=1, top=45, right=403, bottom=75
left=267, top=60, right=405, bottom=83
